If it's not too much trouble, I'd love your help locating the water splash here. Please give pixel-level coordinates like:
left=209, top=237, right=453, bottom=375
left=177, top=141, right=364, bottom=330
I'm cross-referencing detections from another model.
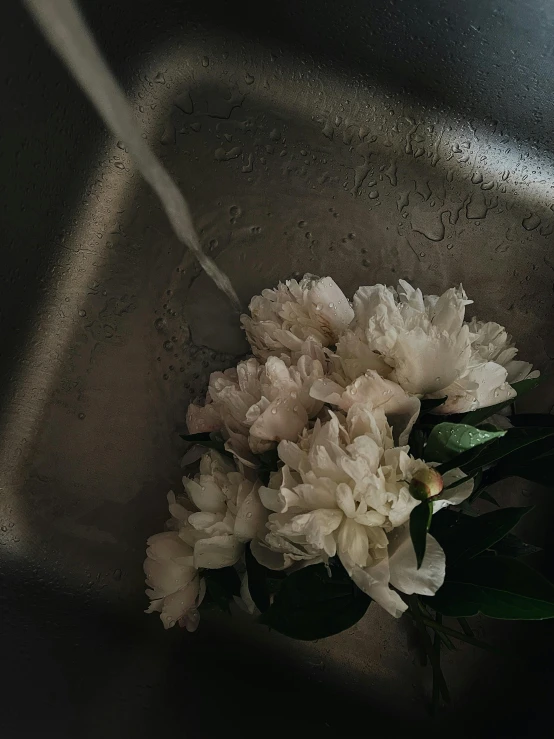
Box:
left=25, top=0, right=241, bottom=312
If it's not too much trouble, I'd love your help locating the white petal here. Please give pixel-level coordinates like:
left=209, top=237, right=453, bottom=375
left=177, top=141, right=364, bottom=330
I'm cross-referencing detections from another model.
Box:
left=505, top=360, right=535, bottom=383
left=392, top=325, right=472, bottom=396
left=436, top=361, right=516, bottom=414
left=388, top=527, right=445, bottom=596
left=337, top=518, right=369, bottom=567
left=341, top=554, right=407, bottom=618
left=285, top=509, right=343, bottom=555
left=234, top=486, right=268, bottom=542
left=307, top=276, right=354, bottom=332
left=335, top=483, right=356, bottom=517
left=250, top=538, right=293, bottom=570
left=183, top=477, right=226, bottom=514
left=235, top=573, right=259, bottom=615
left=335, top=330, right=391, bottom=381
left=193, top=534, right=243, bottom=569
left=433, top=467, right=474, bottom=511
left=186, top=402, right=222, bottom=434
left=157, top=578, right=200, bottom=629
left=309, top=378, right=346, bottom=407
left=249, top=396, right=308, bottom=444
left=277, top=440, right=305, bottom=471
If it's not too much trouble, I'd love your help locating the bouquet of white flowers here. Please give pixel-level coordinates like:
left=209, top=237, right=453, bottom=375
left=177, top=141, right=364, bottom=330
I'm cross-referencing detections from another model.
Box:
left=144, top=275, right=554, bottom=708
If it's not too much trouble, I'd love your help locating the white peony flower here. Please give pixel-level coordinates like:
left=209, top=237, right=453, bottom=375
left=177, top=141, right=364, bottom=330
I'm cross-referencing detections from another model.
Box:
left=309, top=369, right=421, bottom=445
left=240, top=274, right=354, bottom=361
left=187, top=355, right=326, bottom=465
left=433, top=318, right=538, bottom=414
left=347, top=280, right=534, bottom=415
left=177, top=450, right=267, bottom=569
left=352, top=280, right=473, bottom=396
left=469, top=318, right=536, bottom=383
left=144, top=531, right=204, bottom=630
left=254, top=404, right=472, bottom=616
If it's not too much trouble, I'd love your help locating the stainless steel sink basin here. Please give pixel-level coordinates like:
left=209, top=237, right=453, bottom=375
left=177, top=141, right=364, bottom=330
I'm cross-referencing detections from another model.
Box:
left=2, top=1, right=554, bottom=736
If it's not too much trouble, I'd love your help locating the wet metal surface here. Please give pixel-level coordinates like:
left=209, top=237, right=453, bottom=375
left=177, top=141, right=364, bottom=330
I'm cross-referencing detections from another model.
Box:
left=1, top=1, right=554, bottom=736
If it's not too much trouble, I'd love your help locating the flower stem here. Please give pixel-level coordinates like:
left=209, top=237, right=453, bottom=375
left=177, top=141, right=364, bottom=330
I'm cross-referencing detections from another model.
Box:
left=458, top=617, right=474, bottom=637
left=408, top=597, right=450, bottom=706
left=421, top=616, right=498, bottom=653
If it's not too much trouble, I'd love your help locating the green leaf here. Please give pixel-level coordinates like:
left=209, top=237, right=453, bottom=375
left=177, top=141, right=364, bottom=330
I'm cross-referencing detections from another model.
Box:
left=433, top=507, right=531, bottom=565
left=426, top=555, right=554, bottom=619
left=438, top=426, right=554, bottom=477
left=202, top=567, right=241, bottom=613
left=461, top=376, right=543, bottom=426
left=420, top=397, right=448, bottom=413
left=410, top=500, right=432, bottom=569
left=259, top=562, right=371, bottom=640
left=491, top=533, right=542, bottom=558
left=180, top=431, right=228, bottom=454
left=424, top=423, right=505, bottom=463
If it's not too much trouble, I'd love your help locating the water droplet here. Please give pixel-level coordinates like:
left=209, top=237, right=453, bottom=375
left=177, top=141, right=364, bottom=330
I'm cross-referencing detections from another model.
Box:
left=154, top=317, right=166, bottom=332
left=328, top=303, right=334, bottom=308
left=522, top=213, right=541, bottom=231
left=293, top=406, right=299, bottom=412
left=298, top=220, right=307, bottom=227
left=154, top=72, right=165, bottom=84
left=164, top=340, right=174, bottom=351
left=245, top=73, right=255, bottom=85
left=202, top=56, right=209, bottom=67
left=229, top=205, right=241, bottom=217
left=369, top=190, right=379, bottom=199
left=291, top=391, right=298, bottom=399
left=78, top=309, right=86, bottom=317
left=271, top=408, right=277, bottom=415
left=114, top=161, right=125, bottom=169
left=78, top=412, right=85, bottom=420
left=315, top=304, right=322, bottom=311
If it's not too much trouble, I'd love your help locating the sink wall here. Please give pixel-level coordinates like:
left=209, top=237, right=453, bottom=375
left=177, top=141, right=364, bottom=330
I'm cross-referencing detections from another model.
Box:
left=2, top=2, right=554, bottom=736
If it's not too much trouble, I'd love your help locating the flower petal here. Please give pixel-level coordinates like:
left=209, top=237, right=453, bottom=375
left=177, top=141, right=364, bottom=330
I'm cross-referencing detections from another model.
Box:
left=436, top=361, right=516, bottom=414
left=183, top=477, right=226, bottom=514
left=234, top=485, right=268, bottom=541
left=193, top=534, right=243, bottom=569
left=186, top=402, right=222, bottom=434
left=388, top=526, right=445, bottom=596
left=433, top=467, right=474, bottom=511
left=155, top=579, right=200, bottom=629
left=337, top=518, right=370, bottom=567
left=341, top=553, right=408, bottom=618
left=250, top=396, right=309, bottom=444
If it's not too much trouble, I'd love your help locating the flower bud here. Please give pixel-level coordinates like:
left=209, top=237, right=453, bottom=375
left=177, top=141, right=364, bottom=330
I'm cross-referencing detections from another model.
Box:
left=409, top=467, right=443, bottom=501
